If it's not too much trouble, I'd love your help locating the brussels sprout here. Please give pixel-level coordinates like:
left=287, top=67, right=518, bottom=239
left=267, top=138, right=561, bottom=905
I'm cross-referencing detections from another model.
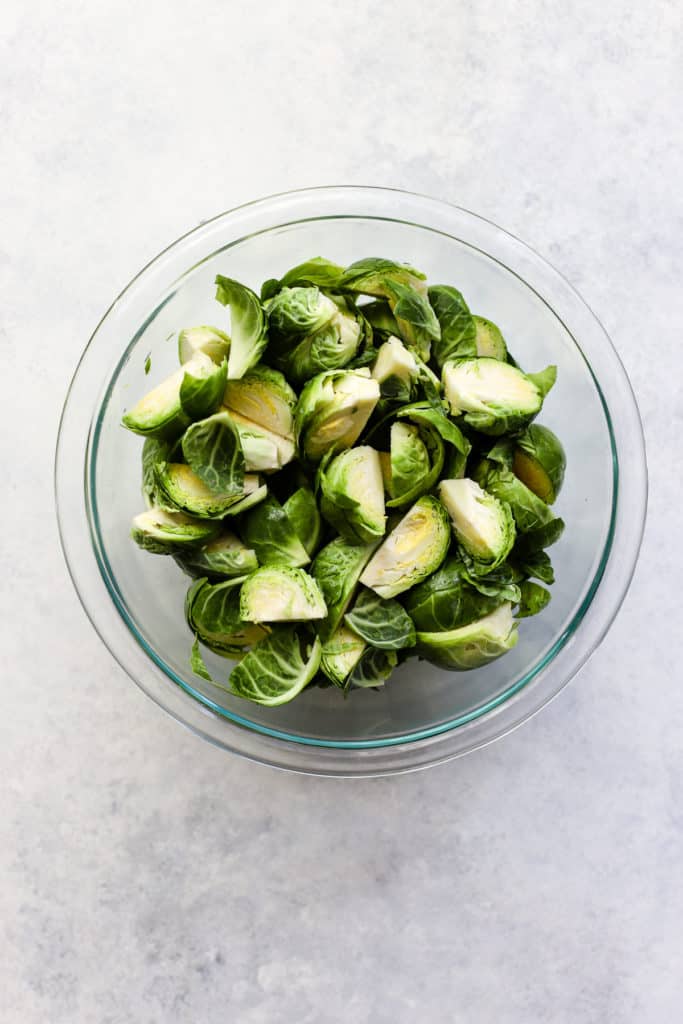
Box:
left=294, top=368, right=380, bottom=462
left=320, top=624, right=366, bottom=688
left=442, top=358, right=556, bottom=436
left=282, top=488, right=322, bottom=557
left=438, top=478, right=516, bottom=575
left=185, top=577, right=266, bottom=656
left=174, top=531, right=258, bottom=580
left=348, top=647, right=398, bottom=688
left=387, top=421, right=437, bottom=507
left=141, top=437, right=172, bottom=508
left=261, top=257, right=345, bottom=300
left=473, top=459, right=563, bottom=542
left=178, top=325, right=231, bottom=365
left=221, top=484, right=269, bottom=517
left=340, top=257, right=428, bottom=298
left=512, top=548, right=555, bottom=585
left=473, top=316, right=507, bottom=360
left=459, top=561, right=522, bottom=604
left=214, top=276, right=267, bottom=379
left=402, top=557, right=506, bottom=632
left=239, top=567, right=327, bottom=623
left=428, top=285, right=477, bottom=367
left=344, top=588, right=416, bottom=650
left=312, top=536, right=379, bottom=641
left=360, top=495, right=451, bottom=599
left=223, top=365, right=297, bottom=440
left=319, top=445, right=386, bottom=544
left=416, top=602, right=518, bottom=670
left=181, top=412, right=245, bottom=495
left=154, top=462, right=262, bottom=519
left=224, top=409, right=296, bottom=472
left=130, top=507, right=219, bottom=554
left=396, top=402, right=470, bottom=456
left=512, top=424, right=566, bottom=504
left=371, top=336, right=419, bottom=389
left=229, top=628, right=322, bottom=706
left=122, top=353, right=225, bottom=439
left=516, top=580, right=552, bottom=618
left=267, top=287, right=363, bottom=382
left=240, top=495, right=310, bottom=568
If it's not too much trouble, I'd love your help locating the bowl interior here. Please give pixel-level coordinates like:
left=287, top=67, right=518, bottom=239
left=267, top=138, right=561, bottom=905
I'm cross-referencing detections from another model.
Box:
left=89, top=215, right=615, bottom=747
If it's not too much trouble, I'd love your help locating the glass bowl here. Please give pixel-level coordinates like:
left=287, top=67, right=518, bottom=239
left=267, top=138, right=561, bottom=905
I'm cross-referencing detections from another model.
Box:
left=55, top=186, right=647, bottom=776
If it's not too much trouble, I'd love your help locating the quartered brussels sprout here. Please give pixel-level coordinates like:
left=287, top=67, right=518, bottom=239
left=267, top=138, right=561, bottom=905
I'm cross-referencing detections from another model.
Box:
left=512, top=423, right=566, bottom=504
left=228, top=628, right=322, bottom=706
left=402, top=557, right=506, bottom=632
left=240, top=566, right=327, bottom=623
left=241, top=494, right=311, bottom=568
left=185, top=577, right=266, bottom=657
left=154, top=462, right=264, bottom=519
left=438, top=478, right=515, bottom=575
left=174, top=531, right=258, bottom=580
left=319, top=445, right=386, bottom=544
left=131, top=507, right=219, bottom=554
left=295, top=368, right=380, bottom=461
left=416, top=602, right=518, bottom=670
left=223, top=365, right=296, bottom=440
left=473, top=316, right=507, bottom=360
left=122, top=352, right=225, bottom=438
left=215, top=275, right=267, bottom=379
left=178, top=325, right=231, bottom=365
left=282, top=487, right=322, bottom=558
left=320, top=624, right=366, bottom=689
left=312, top=535, right=379, bottom=641
left=443, top=358, right=556, bottom=435
left=124, top=257, right=566, bottom=704
left=360, top=495, right=451, bottom=599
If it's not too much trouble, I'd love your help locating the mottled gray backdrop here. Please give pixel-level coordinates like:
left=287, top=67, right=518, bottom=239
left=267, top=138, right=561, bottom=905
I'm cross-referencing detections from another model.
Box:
left=1, top=1, right=681, bottom=1021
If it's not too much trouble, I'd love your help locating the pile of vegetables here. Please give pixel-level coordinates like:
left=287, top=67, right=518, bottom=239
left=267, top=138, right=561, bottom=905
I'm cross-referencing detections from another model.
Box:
left=122, top=257, right=566, bottom=706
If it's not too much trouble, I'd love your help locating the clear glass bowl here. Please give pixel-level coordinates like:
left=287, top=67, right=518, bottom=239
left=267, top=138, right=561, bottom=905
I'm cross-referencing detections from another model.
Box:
left=55, top=187, right=647, bottom=776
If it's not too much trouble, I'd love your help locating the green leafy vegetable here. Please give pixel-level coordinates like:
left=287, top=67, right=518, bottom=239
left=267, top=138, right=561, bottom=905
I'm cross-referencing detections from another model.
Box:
left=186, top=577, right=265, bottom=655
left=174, top=531, right=258, bottom=580
left=241, top=494, right=311, bottom=568
left=403, top=557, right=507, bottom=632
left=312, top=536, right=379, bottom=641
left=416, top=603, right=518, bottom=670
left=320, top=624, right=366, bottom=688
left=181, top=412, right=245, bottom=495
left=428, top=285, right=477, bottom=366
left=516, top=580, right=552, bottom=618
left=229, top=628, right=322, bottom=706
left=283, top=487, right=322, bottom=557
left=348, top=647, right=398, bottom=688
left=345, top=589, right=416, bottom=650
left=215, top=276, right=267, bottom=379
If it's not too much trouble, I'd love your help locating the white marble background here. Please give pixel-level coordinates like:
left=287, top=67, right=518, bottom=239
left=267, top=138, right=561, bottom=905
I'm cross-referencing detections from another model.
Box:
left=1, top=1, right=681, bottom=1021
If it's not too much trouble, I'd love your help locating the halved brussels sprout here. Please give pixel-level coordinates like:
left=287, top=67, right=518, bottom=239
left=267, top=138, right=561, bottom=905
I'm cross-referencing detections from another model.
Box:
left=312, top=535, right=379, bottom=641
left=473, top=316, right=507, bottom=360
left=360, top=495, right=451, bottom=599
left=442, top=358, right=556, bottom=435
left=294, top=368, right=380, bottom=462
left=224, top=409, right=296, bottom=472
left=261, top=257, right=345, bottom=300
left=319, top=445, right=386, bottom=544
left=282, top=488, right=322, bottom=557
left=473, top=459, right=563, bottom=542
left=122, top=353, right=225, bottom=439
left=267, top=287, right=363, bottom=382
left=215, top=276, right=267, bottom=379
left=178, top=325, right=231, bottom=365
left=371, top=336, right=419, bottom=388
left=154, top=462, right=262, bottom=519
left=185, top=577, right=266, bottom=656
left=229, top=628, right=322, bottom=706
left=240, top=567, right=327, bottom=623
left=141, top=437, right=172, bottom=508
left=416, top=602, right=518, bottom=670
left=428, top=285, right=477, bottom=366
left=438, top=478, right=515, bottom=575
left=223, top=365, right=296, bottom=440
left=340, top=258, right=428, bottom=298
left=241, top=495, right=310, bottom=568
left=131, top=507, right=219, bottom=554
left=388, top=421, right=436, bottom=507
left=402, top=557, right=507, bottom=632
left=181, top=412, right=245, bottom=495
left=174, top=531, right=258, bottom=580
left=512, top=424, right=566, bottom=504
left=344, top=588, right=416, bottom=650
left=320, top=624, right=366, bottom=688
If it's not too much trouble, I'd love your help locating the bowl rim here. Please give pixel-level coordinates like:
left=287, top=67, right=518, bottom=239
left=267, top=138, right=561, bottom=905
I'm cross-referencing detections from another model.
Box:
left=55, top=185, right=648, bottom=776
